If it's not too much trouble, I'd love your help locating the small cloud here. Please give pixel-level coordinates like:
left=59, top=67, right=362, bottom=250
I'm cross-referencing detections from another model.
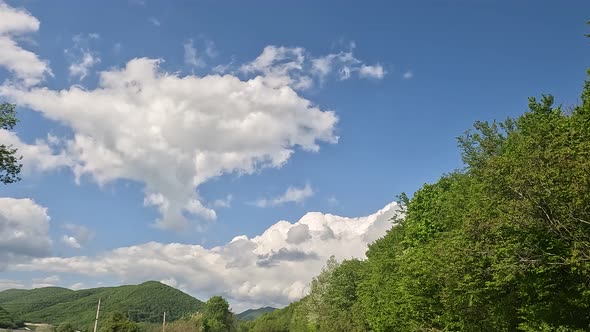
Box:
left=66, top=33, right=101, bottom=81
left=212, top=194, right=233, bottom=208
left=254, top=183, right=314, bottom=208
left=403, top=71, right=413, bottom=79
left=160, top=278, right=178, bottom=288
left=149, top=17, right=161, bottom=26
left=359, top=64, right=386, bottom=79
left=61, top=224, right=94, bottom=249
left=184, top=39, right=205, bottom=68
left=61, top=235, right=81, bottom=249
left=32, top=275, right=60, bottom=288
left=69, top=52, right=100, bottom=80
left=70, top=282, right=85, bottom=290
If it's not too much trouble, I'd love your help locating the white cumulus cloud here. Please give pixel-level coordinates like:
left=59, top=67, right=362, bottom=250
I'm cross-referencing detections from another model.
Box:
left=0, top=58, right=338, bottom=230
left=0, top=197, right=52, bottom=268
left=0, top=2, right=52, bottom=86
left=11, top=202, right=401, bottom=311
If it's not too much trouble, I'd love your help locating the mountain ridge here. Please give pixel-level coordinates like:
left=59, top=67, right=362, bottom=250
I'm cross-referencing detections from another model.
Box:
left=0, top=281, right=204, bottom=330
left=237, top=306, right=277, bottom=321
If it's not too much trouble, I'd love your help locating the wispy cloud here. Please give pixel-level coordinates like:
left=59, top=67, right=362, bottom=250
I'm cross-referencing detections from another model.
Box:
left=212, top=195, right=233, bottom=208
left=65, top=33, right=100, bottom=81
left=183, top=38, right=216, bottom=68
left=254, top=183, right=314, bottom=208
left=184, top=39, right=205, bottom=68
left=403, top=71, right=413, bottom=79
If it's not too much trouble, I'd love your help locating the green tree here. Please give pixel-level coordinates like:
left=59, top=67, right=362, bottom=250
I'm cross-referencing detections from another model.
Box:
left=99, top=312, right=140, bottom=332
left=0, top=103, right=22, bottom=184
left=202, top=296, right=236, bottom=332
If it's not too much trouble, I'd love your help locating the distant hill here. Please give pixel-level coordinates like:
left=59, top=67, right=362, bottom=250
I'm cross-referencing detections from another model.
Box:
left=237, top=306, right=277, bottom=321
left=0, top=281, right=204, bottom=330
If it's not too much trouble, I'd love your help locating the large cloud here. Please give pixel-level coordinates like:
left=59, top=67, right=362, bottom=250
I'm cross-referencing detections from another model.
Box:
left=12, top=202, right=401, bottom=311
left=0, top=2, right=392, bottom=235
left=0, top=2, right=51, bottom=86
left=0, top=197, right=52, bottom=269
left=1, top=58, right=338, bottom=230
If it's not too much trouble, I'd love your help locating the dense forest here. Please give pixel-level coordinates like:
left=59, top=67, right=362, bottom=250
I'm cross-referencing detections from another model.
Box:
left=241, top=70, right=590, bottom=331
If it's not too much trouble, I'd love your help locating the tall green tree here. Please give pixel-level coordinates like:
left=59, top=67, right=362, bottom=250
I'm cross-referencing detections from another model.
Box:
left=99, top=312, right=140, bottom=332
left=0, top=103, right=22, bottom=184
left=202, top=296, right=236, bottom=332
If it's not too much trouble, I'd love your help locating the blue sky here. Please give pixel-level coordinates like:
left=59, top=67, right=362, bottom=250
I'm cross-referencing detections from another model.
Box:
left=0, top=0, right=589, bottom=310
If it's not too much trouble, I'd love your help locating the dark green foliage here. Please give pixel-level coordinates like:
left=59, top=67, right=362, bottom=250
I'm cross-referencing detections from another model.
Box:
left=201, top=296, right=237, bottom=332
left=246, top=72, right=590, bottom=331
left=99, top=312, right=140, bottom=332
left=0, top=305, right=23, bottom=329
left=0, top=281, right=204, bottom=331
left=57, top=322, right=77, bottom=332
left=0, top=103, right=22, bottom=184
left=240, top=299, right=308, bottom=332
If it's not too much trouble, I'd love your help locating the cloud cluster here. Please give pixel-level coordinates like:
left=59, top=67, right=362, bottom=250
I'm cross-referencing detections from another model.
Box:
left=239, top=45, right=386, bottom=90
left=12, top=202, right=401, bottom=311
left=0, top=2, right=51, bottom=86
left=0, top=197, right=52, bottom=269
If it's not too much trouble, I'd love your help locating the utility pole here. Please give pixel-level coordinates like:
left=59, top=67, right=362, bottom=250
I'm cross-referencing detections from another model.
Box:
left=93, top=298, right=101, bottom=332
left=162, top=311, right=166, bottom=332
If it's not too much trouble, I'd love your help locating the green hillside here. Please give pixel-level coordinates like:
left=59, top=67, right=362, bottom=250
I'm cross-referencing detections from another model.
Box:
left=0, top=281, right=204, bottom=331
left=237, top=307, right=276, bottom=321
